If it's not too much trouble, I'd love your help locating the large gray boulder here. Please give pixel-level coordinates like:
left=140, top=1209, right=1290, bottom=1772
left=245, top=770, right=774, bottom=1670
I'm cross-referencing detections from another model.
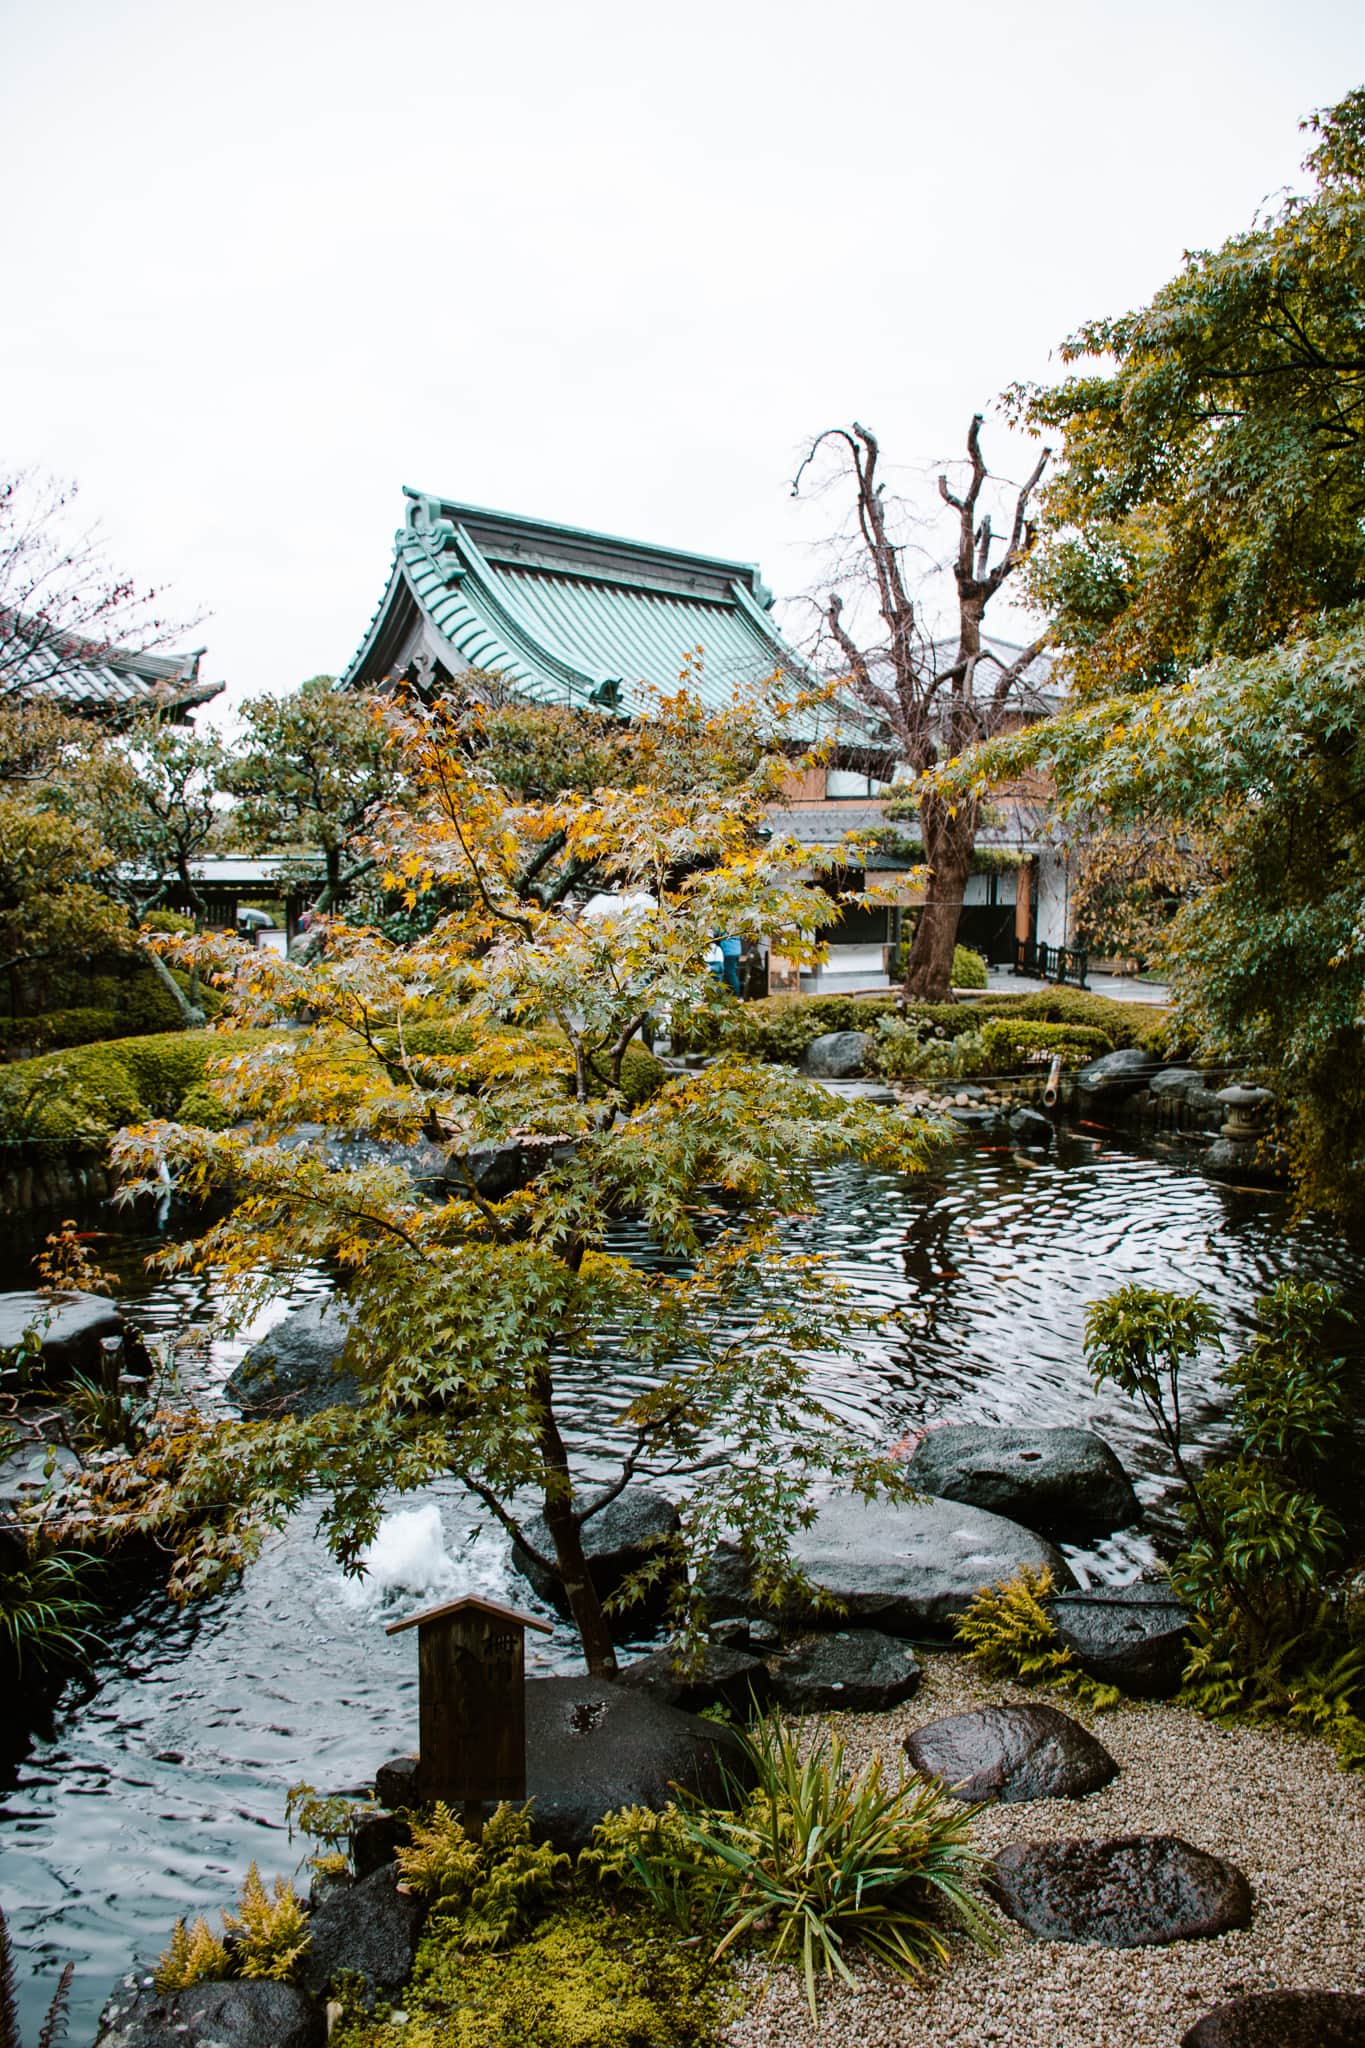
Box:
left=0, top=1289, right=151, bottom=1382
left=300, top=1860, right=424, bottom=2006
left=225, top=1298, right=359, bottom=1417
left=525, top=1674, right=746, bottom=1851
left=906, top=1424, right=1139, bottom=1543
left=95, top=1977, right=323, bottom=2048
left=905, top=1703, right=1117, bottom=1803
left=990, top=1834, right=1252, bottom=1946
left=1182, top=1991, right=1365, bottom=2047
left=510, top=1488, right=681, bottom=1634
left=1150, top=1068, right=1225, bottom=1123
left=1045, top=1584, right=1191, bottom=1697
left=804, top=1031, right=875, bottom=1079
left=769, top=1630, right=922, bottom=1712
left=702, top=1492, right=1076, bottom=1636
left=1077, top=1048, right=1163, bottom=1098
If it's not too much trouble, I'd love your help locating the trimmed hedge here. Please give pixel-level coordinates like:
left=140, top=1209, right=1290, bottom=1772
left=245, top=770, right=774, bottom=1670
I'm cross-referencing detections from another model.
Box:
left=0, top=1031, right=255, bottom=1148
left=952, top=944, right=988, bottom=989
left=381, top=1017, right=667, bottom=1108
left=978, top=1018, right=1115, bottom=1071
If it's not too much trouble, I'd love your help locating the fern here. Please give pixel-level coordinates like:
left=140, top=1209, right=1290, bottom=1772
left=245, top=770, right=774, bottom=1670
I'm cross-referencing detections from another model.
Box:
left=954, top=1567, right=1121, bottom=1711
left=0, top=1905, right=74, bottom=2048
left=153, top=1916, right=230, bottom=1993
left=396, top=1800, right=567, bottom=1950
left=222, top=1865, right=309, bottom=1983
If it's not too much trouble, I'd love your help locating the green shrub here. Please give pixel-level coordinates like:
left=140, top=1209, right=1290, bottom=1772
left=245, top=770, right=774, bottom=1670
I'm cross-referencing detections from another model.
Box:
left=977, top=1017, right=1114, bottom=1072
left=176, top=1084, right=233, bottom=1131
left=1085, top=1278, right=1365, bottom=1767
left=954, top=1566, right=1120, bottom=1710
left=951, top=944, right=988, bottom=989
left=872, top=1016, right=989, bottom=1082
left=142, top=908, right=196, bottom=936
left=155, top=1864, right=308, bottom=1992
left=1013, top=986, right=1169, bottom=1053
left=589, top=1713, right=993, bottom=2019
left=0, top=1030, right=264, bottom=1147
left=0, top=1544, right=103, bottom=1678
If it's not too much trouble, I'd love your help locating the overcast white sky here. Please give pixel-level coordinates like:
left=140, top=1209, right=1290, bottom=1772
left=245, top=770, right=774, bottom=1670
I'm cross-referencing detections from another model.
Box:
left=3, top=0, right=1363, bottom=708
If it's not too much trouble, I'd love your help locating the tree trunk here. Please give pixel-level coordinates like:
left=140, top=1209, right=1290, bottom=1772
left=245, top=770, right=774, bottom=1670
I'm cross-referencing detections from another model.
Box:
left=533, top=1364, right=618, bottom=1678
left=143, top=942, right=207, bottom=1029
left=902, top=793, right=977, bottom=1001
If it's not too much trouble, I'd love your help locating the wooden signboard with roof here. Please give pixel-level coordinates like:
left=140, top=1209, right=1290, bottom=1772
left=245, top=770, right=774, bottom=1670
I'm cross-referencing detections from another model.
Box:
left=386, top=1593, right=553, bottom=1807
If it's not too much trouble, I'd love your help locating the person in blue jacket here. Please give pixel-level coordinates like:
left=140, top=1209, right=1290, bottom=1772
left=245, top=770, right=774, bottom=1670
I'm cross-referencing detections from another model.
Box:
left=718, top=934, right=743, bottom=995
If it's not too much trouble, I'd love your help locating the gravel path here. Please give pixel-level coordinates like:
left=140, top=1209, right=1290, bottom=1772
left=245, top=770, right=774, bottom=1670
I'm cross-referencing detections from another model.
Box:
left=720, top=1651, right=1365, bottom=2048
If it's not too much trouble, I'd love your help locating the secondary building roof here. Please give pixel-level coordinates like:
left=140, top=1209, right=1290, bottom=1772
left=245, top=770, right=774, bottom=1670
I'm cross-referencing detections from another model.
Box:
left=1, top=612, right=223, bottom=722
left=342, top=488, right=815, bottom=711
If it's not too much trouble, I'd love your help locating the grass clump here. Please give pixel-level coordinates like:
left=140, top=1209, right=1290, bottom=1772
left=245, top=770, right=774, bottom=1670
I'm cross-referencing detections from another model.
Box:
left=584, top=1714, right=994, bottom=2020
left=954, top=1565, right=1121, bottom=1710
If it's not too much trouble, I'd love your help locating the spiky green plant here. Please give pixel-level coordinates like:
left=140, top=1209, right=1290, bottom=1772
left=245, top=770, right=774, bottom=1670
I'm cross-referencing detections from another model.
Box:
left=0, top=1548, right=102, bottom=1679
left=222, top=1865, right=309, bottom=1982
left=597, top=1714, right=995, bottom=2018
left=0, top=1904, right=73, bottom=2048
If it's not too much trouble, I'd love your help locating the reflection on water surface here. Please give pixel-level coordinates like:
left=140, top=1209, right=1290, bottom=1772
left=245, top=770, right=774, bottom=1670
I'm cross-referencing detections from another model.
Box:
left=3, top=1130, right=1363, bottom=2041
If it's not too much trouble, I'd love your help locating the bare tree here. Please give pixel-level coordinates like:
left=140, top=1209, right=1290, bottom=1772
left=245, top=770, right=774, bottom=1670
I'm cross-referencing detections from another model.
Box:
left=793, top=417, right=1049, bottom=999
left=0, top=468, right=187, bottom=701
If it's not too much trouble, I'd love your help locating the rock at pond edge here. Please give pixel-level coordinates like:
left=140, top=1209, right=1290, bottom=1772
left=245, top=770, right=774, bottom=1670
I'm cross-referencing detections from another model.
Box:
left=906, top=1423, right=1139, bottom=1543
left=95, top=1976, right=324, bottom=2048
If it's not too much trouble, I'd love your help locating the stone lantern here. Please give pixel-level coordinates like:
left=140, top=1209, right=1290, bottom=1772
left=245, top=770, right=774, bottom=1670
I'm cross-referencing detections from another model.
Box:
left=1214, top=1083, right=1274, bottom=1142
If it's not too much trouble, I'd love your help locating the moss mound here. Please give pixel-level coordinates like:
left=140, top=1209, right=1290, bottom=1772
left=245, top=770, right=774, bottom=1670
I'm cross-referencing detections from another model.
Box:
left=0, top=1030, right=263, bottom=1147
left=335, top=1895, right=727, bottom=2048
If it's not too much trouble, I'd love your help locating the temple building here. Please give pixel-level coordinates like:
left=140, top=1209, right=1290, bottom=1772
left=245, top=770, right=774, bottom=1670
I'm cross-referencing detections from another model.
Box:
left=344, top=488, right=1073, bottom=988
left=2, top=618, right=223, bottom=723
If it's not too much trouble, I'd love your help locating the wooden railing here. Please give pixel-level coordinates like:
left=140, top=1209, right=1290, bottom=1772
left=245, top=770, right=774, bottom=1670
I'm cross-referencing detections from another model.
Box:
left=1015, top=938, right=1090, bottom=988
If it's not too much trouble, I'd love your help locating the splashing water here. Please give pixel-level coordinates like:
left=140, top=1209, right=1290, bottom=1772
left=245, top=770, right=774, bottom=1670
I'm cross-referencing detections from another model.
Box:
left=339, top=1503, right=461, bottom=1615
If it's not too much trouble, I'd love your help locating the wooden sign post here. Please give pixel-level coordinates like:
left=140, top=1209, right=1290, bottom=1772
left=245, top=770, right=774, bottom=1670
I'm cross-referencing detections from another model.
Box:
left=385, top=1594, right=553, bottom=1809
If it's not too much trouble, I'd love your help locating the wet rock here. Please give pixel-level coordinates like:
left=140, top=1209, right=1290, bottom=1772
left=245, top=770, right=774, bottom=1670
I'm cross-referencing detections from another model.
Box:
left=1202, top=1137, right=1282, bottom=1187
left=226, top=1298, right=359, bottom=1417
left=906, top=1424, right=1139, bottom=1543
left=350, top=1808, right=406, bottom=1877
left=300, top=1860, right=424, bottom=2005
left=989, top=1834, right=1252, bottom=1945
left=1182, top=1990, right=1365, bottom=2046
left=1045, top=1584, right=1191, bottom=1697
left=769, top=1630, right=922, bottom=1712
left=703, top=1492, right=1075, bottom=1636
left=1077, top=1048, right=1163, bottom=1098
left=525, top=1675, right=746, bottom=1852
left=374, top=1755, right=421, bottom=1808
left=1008, top=1105, right=1055, bottom=1150
left=0, top=1289, right=151, bottom=1383
left=95, top=1977, right=323, bottom=2048
left=617, top=1642, right=770, bottom=1716
left=510, top=1488, right=681, bottom=1634
left=0, top=1434, right=82, bottom=1527
left=944, top=1105, right=1008, bottom=1135
left=905, top=1703, right=1117, bottom=1803
left=1150, top=1068, right=1225, bottom=1122
left=804, top=1031, right=875, bottom=1079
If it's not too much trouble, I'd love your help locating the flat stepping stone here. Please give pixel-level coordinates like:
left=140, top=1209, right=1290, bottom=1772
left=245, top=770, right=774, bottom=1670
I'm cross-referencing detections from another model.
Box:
left=704, top=1492, right=1075, bottom=1635
left=769, top=1630, right=922, bottom=1711
left=1183, top=1991, right=1365, bottom=2046
left=905, top=1704, right=1116, bottom=1803
left=990, top=1833, right=1252, bottom=1946
left=617, top=1642, right=770, bottom=1716
left=1045, top=1584, right=1190, bottom=1697
left=907, top=1424, right=1139, bottom=1543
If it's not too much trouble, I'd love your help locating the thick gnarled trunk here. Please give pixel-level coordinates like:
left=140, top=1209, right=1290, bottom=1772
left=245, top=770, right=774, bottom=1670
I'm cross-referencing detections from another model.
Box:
left=903, top=793, right=978, bottom=1000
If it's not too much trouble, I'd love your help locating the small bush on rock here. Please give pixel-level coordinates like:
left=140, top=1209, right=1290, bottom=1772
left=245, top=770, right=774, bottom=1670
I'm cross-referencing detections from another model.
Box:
left=978, top=1017, right=1115, bottom=1071
left=154, top=1915, right=232, bottom=1992
left=223, top=1863, right=311, bottom=1981
left=873, top=1016, right=988, bottom=1082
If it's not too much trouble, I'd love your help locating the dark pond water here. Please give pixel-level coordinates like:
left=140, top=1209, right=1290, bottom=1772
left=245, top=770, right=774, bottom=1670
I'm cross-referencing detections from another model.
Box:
left=4, top=1128, right=1364, bottom=2043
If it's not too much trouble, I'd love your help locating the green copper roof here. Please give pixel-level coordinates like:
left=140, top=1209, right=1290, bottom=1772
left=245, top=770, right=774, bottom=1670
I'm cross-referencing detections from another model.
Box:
left=342, top=489, right=813, bottom=711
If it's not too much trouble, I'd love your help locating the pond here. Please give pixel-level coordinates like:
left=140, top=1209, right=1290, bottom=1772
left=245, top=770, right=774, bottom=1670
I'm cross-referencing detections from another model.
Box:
left=3, top=1127, right=1364, bottom=2043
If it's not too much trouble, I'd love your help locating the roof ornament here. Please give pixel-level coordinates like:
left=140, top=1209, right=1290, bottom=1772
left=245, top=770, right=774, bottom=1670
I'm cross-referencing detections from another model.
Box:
left=403, top=486, right=458, bottom=552
left=589, top=677, right=623, bottom=712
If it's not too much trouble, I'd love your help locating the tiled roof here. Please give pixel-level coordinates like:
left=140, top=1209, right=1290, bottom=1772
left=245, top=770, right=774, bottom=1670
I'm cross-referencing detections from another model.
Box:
left=1, top=613, right=223, bottom=721
left=343, top=489, right=815, bottom=711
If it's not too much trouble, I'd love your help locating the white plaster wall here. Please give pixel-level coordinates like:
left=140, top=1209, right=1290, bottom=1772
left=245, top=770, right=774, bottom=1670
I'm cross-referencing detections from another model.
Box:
left=1034, top=846, right=1073, bottom=948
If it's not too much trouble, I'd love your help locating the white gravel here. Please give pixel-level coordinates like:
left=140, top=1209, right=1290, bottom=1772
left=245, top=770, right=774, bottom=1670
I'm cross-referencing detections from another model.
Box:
left=719, top=1651, right=1365, bottom=2048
